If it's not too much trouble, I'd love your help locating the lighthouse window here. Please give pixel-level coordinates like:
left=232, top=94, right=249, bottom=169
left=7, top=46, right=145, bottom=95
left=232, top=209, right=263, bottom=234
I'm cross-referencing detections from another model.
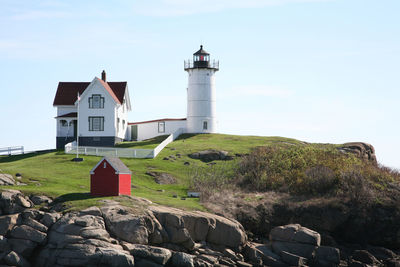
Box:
left=158, top=122, right=165, bottom=133
left=203, top=121, right=208, bottom=130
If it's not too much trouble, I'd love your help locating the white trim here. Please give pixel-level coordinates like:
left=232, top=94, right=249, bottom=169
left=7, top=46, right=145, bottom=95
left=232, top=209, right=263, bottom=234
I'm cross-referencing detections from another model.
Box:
left=74, top=78, right=118, bottom=106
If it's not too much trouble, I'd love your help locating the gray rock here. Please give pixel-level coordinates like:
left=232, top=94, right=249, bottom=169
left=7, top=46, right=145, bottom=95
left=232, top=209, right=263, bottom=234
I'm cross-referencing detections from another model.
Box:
left=0, top=190, right=33, bottom=214
left=22, top=217, right=48, bottom=233
left=315, top=246, right=340, bottom=266
left=269, top=224, right=299, bottom=242
left=135, top=258, right=163, bottom=267
left=40, top=212, right=61, bottom=227
left=0, top=235, right=10, bottom=251
left=96, top=247, right=135, bottom=267
left=270, top=224, right=321, bottom=246
left=188, top=150, right=231, bottom=162
left=236, top=261, right=253, bottom=267
left=101, top=205, right=153, bottom=244
left=172, top=252, right=194, bottom=267
left=8, top=238, right=37, bottom=258
left=0, top=174, right=15, bottom=186
left=150, top=205, right=246, bottom=250
left=75, top=214, right=105, bottom=228
left=47, top=231, right=84, bottom=247
left=4, top=251, right=30, bottom=267
left=79, top=206, right=102, bottom=217
left=30, top=195, right=52, bottom=205
left=206, top=216, right=247, bottom=249
left=0, top=213, right=20, bottom=235
left=281, top=250, right=307, bottom=266
left=352, top=250, right=380, bottom=265
left=146, top=171, right=177, bottom=184
left=242, top=243, right=286, bottom=267
left=122, top=243, right=172, bottom=265
left=10, top=225, right=47, bottom=244
left=80, top=227, right=110, bottom=241
left=272, top=240, right=316, bottom=259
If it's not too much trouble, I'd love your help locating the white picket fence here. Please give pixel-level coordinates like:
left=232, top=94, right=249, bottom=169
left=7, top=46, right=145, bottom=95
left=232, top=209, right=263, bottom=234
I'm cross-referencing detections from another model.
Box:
left=0, top=146, right=24, bottom=156
left=65, top=128, right=184, bottom=159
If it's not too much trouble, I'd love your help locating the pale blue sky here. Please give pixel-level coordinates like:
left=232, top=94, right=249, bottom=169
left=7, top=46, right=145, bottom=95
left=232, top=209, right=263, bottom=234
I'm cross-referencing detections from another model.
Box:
left=0, top=0, right=399, bottom=168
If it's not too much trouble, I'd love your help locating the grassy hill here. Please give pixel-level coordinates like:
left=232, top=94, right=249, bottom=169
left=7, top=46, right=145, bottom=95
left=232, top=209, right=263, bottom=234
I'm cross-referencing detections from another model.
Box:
left=0, top=134, right=301, bottom=211
left=0, top=133, right=397, bottom=213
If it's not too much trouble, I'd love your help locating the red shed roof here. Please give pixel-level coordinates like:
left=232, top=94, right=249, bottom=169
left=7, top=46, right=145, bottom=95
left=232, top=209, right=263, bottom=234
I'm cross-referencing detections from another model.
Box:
left=53, top=79, right=127, bottom=106
left=90, top=157, right=131, bottom=174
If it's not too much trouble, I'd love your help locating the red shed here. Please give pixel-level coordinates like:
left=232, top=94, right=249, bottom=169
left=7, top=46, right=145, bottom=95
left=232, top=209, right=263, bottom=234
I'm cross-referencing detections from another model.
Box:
left=90, top=157, right=131, bottom=196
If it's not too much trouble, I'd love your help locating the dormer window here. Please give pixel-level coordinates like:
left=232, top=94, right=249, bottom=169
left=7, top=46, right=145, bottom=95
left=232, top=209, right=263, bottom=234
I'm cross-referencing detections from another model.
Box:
left=89, top=94, right=104, bottom=109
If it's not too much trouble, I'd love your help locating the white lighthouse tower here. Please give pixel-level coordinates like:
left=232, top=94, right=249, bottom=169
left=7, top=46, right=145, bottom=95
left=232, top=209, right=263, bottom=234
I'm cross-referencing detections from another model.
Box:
left=184, top=45, right=219, bottom=133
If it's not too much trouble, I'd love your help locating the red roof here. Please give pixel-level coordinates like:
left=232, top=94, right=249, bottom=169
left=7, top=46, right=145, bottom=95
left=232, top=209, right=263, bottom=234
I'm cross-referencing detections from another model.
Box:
left=128, top=118, right=186, bottom=125
left=53, top=79, right=127, bottom=106
left=55, top=112, right=77, bottom=118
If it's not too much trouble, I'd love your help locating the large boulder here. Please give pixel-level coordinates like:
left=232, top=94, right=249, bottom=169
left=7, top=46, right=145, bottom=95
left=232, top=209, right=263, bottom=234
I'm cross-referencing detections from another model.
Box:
left=0, top=190, right=33, bottom=215
left=338, top=142, right=377, bottom=164
left=269, top=224, right=340, bottom=266
left=188, top=150, right=232, bottom=162
left=101, top=205, right=156, bottom=245
left=0, top=174, right=15, bottom=186
left=149, top=205, right=247, bottom=250
left=269, top=224, right=321, bottom=246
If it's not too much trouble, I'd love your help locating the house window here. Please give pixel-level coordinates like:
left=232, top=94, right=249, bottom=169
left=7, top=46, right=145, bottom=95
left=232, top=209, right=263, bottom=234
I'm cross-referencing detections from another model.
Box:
left=89, top=116, right=104, bottom=131
left=122, top=120, right=125, bottom=129
left=103, top=162, right=107, bottom=168
left=60, top=120, right=68, bottom=127
left=117, top=118, right=120, bottom=132
left=89, top=94, right=104, bottom=108
left=203, top=121, right=208, bottom=130
left=158, top=122, right=165, bottom=133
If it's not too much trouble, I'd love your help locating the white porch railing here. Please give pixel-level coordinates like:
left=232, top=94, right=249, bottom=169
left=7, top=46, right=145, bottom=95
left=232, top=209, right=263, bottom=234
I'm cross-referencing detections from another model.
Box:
left=0, top=146, right=24, bottom=156
left=64, top=128, right=184, bottom=159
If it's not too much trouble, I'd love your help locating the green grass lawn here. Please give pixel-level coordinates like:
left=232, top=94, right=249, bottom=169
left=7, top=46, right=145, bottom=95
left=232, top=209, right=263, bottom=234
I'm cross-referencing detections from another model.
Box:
left=0, top=133, right=302, bottom=211
left=115, top=135, right=169, bottom=149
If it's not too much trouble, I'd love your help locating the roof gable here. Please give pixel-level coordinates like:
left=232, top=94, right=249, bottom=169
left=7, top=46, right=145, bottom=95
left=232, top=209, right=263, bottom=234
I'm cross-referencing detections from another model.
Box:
left=90, top=157, right=131, bottom=174
left=53, top=78, right=128, bottom=106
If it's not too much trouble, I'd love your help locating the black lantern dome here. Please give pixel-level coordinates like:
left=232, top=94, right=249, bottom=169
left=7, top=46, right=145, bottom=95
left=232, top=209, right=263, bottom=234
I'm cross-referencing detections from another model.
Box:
left=184, top=45, right=219, bottom=71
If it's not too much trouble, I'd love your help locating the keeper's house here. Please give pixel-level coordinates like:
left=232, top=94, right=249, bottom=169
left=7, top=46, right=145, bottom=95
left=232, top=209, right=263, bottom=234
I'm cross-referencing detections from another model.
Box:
left=53, top=71, right=131, bottom=149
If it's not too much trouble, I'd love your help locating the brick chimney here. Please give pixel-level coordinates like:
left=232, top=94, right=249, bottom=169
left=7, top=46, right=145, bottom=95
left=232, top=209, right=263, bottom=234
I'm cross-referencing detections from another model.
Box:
left=101, top=70, right=106, bottom=82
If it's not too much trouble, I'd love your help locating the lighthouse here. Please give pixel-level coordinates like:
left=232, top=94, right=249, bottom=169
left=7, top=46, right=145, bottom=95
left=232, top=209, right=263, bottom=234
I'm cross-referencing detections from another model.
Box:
left=184, top=45, right=219, bottom=134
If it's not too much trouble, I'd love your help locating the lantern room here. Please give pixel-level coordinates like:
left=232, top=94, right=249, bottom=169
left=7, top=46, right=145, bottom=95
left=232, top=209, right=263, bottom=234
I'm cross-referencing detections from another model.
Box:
left=185, top=45, right=219, bottom=70
left=193, top=45, right=210, bottom=68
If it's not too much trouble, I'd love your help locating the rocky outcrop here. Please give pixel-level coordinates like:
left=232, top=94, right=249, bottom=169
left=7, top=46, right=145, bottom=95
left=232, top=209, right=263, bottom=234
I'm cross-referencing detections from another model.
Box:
left=146, top=171, right=177, bottom=184
left=189, top=150, right=233, bottom=162
left=0, top=174, right=15, bottom=186
left=36, top=207, right=135, bottom=267
left=337, top=142, right=377, bottom=164
left=1, top=190, right=399, bottom=266
left=0, top=189, right=33, bottom=215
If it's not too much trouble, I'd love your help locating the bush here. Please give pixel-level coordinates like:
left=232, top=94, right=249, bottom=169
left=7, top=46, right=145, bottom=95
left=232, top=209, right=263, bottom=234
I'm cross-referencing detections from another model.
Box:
left=188, top=163, right=235, bottom=201
left=235, top=144, right=361, bottom=195
left=339, top=168, right=376, bottom=205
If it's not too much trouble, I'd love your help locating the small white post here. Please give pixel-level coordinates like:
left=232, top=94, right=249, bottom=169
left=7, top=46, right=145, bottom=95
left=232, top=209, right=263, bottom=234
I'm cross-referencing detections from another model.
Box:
left=76, top=92, right=80, bottom=160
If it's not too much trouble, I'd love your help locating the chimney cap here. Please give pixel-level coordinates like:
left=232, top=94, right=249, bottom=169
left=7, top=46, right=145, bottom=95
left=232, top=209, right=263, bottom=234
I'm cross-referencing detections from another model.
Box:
left=101, top=70, right=106, bottom=82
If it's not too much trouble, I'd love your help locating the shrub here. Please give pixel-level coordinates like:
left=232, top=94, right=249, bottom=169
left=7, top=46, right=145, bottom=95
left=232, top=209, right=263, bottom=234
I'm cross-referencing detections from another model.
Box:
left=188, top=163, right=235, bottom=201
left=235, top=144, right=361, bottom=195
